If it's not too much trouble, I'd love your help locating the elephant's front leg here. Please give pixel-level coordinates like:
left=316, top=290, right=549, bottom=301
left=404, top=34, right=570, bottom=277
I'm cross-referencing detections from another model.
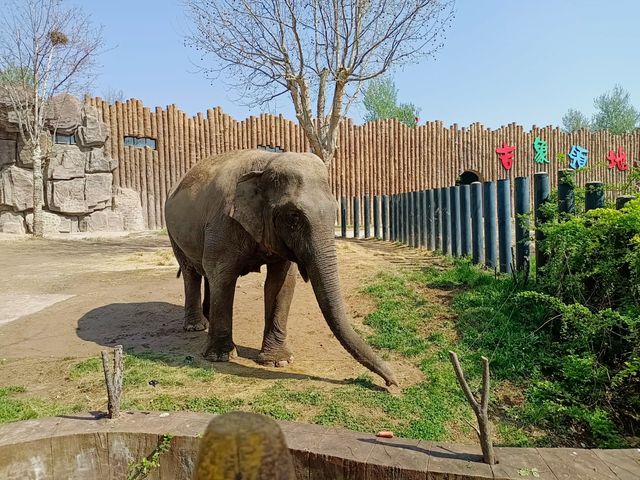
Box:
left=182, top=267, right=209, bottom=332
left=203, top=267, right=238, bottom=362
left=258, top=260, right=297, bottom=367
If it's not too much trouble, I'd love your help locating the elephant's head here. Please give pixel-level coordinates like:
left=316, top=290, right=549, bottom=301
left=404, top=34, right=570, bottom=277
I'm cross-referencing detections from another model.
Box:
left=230, top=153, right=398, bottom=387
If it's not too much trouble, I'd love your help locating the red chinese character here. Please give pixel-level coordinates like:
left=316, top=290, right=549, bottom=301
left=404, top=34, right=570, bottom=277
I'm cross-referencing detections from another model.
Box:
left=607, top=147, right=629, bottom=171
left=496, top=144, right=516, bottom=170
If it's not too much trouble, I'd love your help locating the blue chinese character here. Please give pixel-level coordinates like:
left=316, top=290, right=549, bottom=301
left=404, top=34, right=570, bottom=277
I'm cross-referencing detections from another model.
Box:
left=568, top=145, right=588, bottom=169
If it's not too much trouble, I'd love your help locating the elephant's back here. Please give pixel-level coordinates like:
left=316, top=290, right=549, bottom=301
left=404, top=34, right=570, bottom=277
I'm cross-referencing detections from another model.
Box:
left=167, top=150, right=273, bottom=204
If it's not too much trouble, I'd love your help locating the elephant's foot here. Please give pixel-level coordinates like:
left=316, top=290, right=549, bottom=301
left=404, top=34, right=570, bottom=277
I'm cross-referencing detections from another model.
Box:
left=184, top=314, right=208, bottom=332
left=203, top=340, right=237, bottom=362
left=257, top=346, right=294, bottom=367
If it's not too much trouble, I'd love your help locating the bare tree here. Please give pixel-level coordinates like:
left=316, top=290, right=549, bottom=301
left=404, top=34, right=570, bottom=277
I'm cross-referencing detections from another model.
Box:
left=0, top=0, right=102, bottom=236
left=185, top=0, right=454, bottom=165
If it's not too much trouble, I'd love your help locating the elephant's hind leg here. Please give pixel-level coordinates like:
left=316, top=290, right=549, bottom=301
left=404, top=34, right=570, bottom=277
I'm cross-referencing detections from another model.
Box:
left=258, top=260, right=296, bottom=367
left=169, top=237, right=208, bottom=331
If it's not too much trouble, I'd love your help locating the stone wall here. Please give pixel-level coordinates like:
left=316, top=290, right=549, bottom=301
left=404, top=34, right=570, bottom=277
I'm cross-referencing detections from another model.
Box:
left=0, top=94, right=144, bottom=234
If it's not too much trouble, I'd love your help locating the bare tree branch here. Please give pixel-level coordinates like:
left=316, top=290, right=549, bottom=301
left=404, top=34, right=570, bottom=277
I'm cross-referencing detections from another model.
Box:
left=0, top=0, right=103, bottom=236
left=184, top=0, right=455, bottom=164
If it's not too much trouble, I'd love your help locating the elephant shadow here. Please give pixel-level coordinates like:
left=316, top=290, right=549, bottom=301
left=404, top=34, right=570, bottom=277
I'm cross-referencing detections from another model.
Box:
left=75, top=301, right=346, bottom=384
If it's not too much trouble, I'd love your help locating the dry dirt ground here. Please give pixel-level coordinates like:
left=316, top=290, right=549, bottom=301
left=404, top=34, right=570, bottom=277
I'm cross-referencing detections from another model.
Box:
left=0, top=232, right=440, bottom=402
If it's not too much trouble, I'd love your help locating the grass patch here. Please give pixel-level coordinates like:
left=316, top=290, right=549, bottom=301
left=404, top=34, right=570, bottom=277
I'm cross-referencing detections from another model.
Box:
left=0, top=385, right=82, bottom=423
left=416, top=258, right=631, bottom=448
left=69, top=351, right=215, bottom=387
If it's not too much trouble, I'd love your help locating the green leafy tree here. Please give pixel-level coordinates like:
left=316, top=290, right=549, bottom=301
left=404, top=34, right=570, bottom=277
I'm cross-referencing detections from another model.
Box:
left=363, top=78, right=420, bottom=127
left=591, top=85, right=640, bottom=134
left=561, top=108, right=591, bottom=133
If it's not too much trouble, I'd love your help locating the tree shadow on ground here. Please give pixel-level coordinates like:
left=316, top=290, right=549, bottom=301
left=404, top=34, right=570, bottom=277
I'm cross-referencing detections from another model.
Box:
left=76, top=301, right=345, bottom=385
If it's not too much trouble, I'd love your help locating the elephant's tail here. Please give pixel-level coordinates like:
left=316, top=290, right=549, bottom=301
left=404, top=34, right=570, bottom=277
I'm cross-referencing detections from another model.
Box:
left=176, top=267, right=182, bottom=278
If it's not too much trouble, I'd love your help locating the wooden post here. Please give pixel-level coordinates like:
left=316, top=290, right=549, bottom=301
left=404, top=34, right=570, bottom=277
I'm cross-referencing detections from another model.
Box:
left=483, top=181, right=497, bottom=270
left=420, top=190, right=428, bottom=248
left=340, top=197, right=347, bottom=238
left=408, top=191, right=415, bottom=247
left=534, top=172, right=550, bottom=276
left=442, top=186, right=451, bottom=255
left=558, top=169, right=575, bottom=215
left=434, top=188, right=442, bottom=251
left=497, top=179, right=512, bottom=274
left=616, top=195, right=636, bottom=209
left=413, top=191, right=421, bottom=248
left=382, top=195, right=389, bottom=241
left=460, top=185, right=472, bottom=257
left=585, top=181, right=605, bottom=211
left=449, top=352, right=497, bottom=465
left=514, top=177, right=531, bottom=273
left=471, top=183, right=484, bottom=265
left=353, top=197, right=360, bottom=239
left=101, top=345, right=124, bottom=419
left=373, top=195, right=380, bottom=239
left=450, top=186, right=461, bottom=257
left=426, top=189, right=435, bottom=250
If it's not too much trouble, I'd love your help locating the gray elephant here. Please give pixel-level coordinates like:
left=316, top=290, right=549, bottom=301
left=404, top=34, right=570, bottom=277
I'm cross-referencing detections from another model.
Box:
left=165, top=150, right=398, bottom=387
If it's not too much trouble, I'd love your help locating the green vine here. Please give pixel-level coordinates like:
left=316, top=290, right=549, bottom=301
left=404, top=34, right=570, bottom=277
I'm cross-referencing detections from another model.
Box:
left=127, top=434, right=173, bottom=480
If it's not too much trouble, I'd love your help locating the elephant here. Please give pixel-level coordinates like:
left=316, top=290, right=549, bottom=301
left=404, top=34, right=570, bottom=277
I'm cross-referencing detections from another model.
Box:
left=164, top=149, right=398, bottom=387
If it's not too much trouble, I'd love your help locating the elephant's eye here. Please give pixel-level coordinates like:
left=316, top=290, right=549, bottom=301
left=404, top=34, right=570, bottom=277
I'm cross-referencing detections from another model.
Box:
left=287, top=211, right=301, bottom=228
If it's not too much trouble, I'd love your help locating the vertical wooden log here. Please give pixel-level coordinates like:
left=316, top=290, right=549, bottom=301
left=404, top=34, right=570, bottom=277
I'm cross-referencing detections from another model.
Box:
left=382, top=195, right=389, bottom=240
left=451, top=186, right=461, bottom=257
left=364, top=195, right=371, bottom=239
left=585, top=181, right=605, bottom=211
left=497, top=179, right=512, bottom=274
left=471, top=182, right=484, bottom=264
left=558, top=169, right=575, bottom=215
left=413, top=191, right=421, bottom=248
left=616, top=195, right=636, bottom=209
left=340, top=197, right=347, bottom=238
left=514, top=176, right=530, bottom=273
left=353, top=196, right=360, bottom=239
left=426, top=189, right=434, bottom=250
left=484, top=181, right=497, bottom=270
left=434, top=187, right=442, bottom=251
left=534, top=172, right=551, bottom=277
left=373, top=195, right=380, bottom=239
left=460, top=185, right=472, bottom=257
left=442, top=187, right=451, bottom=255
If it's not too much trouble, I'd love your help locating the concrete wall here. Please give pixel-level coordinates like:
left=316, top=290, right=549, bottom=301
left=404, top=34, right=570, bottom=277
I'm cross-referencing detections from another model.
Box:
left=0, top=412, right=637, bottom=479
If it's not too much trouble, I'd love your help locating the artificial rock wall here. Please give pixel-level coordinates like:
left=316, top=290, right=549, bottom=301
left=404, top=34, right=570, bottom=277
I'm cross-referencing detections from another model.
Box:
left=0, top=94, right=144, bottom=234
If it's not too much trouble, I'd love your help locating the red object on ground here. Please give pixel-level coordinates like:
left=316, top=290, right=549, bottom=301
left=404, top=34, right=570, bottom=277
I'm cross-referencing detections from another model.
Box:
left=376, top=431, right=394, bottom=438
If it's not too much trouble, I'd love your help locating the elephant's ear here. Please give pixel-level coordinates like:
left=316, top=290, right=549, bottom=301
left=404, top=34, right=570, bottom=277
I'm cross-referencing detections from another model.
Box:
left=231, top=170, right=264, bottom=243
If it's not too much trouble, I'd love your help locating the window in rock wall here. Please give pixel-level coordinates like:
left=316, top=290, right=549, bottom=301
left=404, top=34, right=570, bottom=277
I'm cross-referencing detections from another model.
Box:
left=124, top=136, right=157, bottom=150
left=257, top=144, right=283, bottom=153
left=54, top=133, right=76, bottom=145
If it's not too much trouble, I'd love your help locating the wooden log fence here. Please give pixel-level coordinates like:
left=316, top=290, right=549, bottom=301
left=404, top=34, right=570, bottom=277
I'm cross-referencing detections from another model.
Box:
left=85, top=97, right=636, bottom=230
left=340, top=170, right=637, bottom=278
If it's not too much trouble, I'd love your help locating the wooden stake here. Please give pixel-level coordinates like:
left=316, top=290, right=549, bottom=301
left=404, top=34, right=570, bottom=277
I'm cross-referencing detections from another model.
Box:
left=101, top=345, right=124, bottom=419
left=448, top=351, right=497, bottom=465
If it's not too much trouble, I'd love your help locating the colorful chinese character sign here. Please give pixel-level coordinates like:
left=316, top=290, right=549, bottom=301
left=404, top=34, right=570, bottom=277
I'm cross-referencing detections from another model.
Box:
left=496, top=144, right=515, bottom=170
left=533, top=137, right=549, bottom=164
left=607, top=146, right=629, bottom=171
left=568, top=145, right=588, bottom=169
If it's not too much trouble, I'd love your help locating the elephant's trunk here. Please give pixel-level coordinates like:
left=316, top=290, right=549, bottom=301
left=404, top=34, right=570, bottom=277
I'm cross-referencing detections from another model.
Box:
left=303, top=237, right=399, bottom=387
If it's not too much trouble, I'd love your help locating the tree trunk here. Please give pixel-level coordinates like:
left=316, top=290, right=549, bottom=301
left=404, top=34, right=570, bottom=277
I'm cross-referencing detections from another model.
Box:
left=31, top=142, right=44, bottom=237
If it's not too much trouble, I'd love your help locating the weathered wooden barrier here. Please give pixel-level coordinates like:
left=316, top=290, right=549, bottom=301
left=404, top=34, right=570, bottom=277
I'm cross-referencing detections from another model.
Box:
left=341, top=171, right=636, bottom=275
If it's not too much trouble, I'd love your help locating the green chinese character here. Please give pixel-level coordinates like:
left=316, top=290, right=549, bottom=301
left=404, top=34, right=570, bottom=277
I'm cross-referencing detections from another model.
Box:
left=533, top=137, right=549, bottom=164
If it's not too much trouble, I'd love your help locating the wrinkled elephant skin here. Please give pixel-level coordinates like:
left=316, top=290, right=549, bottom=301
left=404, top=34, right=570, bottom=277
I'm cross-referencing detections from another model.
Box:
left=165, top=150, right=398, bottom=387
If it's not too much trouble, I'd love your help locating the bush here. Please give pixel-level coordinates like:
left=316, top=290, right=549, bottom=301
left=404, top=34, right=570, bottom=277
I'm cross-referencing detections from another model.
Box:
left=520, top=198, right=640, bottom=443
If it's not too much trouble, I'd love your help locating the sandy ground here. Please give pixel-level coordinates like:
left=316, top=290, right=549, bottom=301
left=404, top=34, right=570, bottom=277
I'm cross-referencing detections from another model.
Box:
left=0, top=232, right=440, bottom=394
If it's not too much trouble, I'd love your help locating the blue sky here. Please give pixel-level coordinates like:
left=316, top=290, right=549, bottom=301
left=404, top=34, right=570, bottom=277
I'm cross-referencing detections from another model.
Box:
left=79, top=1, right=640, bottom=129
